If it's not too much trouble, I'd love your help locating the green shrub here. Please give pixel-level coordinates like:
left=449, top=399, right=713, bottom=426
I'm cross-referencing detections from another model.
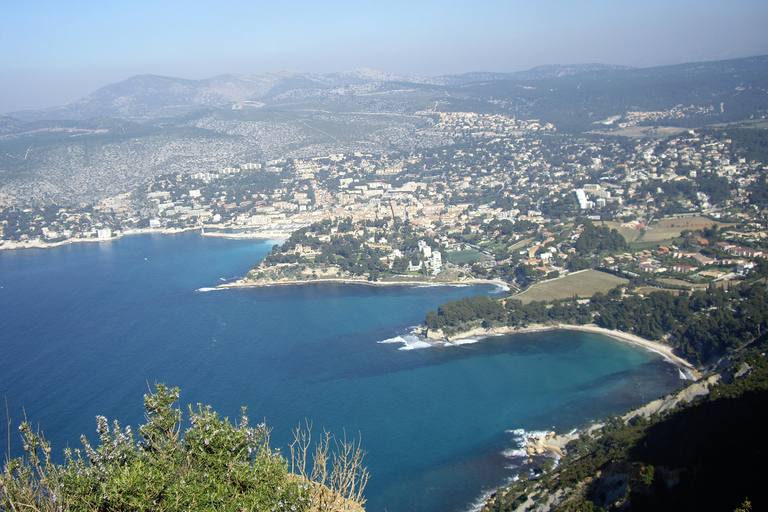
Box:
left=2, top=384, right=367, bottom=511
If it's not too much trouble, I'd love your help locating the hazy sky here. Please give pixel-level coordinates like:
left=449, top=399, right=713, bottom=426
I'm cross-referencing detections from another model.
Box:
left=2, top=0, right=767, bottom=113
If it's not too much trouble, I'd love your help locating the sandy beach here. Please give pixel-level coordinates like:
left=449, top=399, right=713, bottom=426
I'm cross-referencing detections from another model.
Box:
left=424, top=322, right=698, bottom=375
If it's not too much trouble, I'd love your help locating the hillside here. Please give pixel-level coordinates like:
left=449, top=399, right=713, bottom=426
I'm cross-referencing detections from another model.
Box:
left=481, top=344, right=768, bottom=512
left=1, top=55, right=766, bottom=205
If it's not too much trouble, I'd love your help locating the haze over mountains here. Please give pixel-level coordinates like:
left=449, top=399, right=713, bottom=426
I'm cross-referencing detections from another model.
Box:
left=7, top=64, right=640, bottom=123
left=1, top=56, right=766, bottom=205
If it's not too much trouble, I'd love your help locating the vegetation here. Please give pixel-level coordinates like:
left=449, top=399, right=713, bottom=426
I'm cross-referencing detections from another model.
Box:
left=256, top=218, right=452, bottom=282
left=426, top=263, right=768, bottom=366
left=482, top=345, right=768, bottom=512
left=1, top=384, right=368, bottom=512
left=510, top=270, right=628, bottom=304
left=573, top=222, right=627, bottom=256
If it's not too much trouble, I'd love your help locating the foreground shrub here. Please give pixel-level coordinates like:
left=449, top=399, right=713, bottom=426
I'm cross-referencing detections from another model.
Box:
left=2, top=384, right=367, bottom=511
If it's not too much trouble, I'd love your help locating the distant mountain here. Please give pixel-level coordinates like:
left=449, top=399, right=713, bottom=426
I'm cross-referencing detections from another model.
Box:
left=4, top=64, right=637, bottom=122
left=453, top=63, right=634, bottom=83
left=10, top=71, right=336, bottom=121
left=2, top=55, right=767, bottom=205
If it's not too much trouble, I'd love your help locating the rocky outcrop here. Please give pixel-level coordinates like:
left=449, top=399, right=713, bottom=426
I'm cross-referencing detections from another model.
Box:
left=525, top=432, right=568, bottom=457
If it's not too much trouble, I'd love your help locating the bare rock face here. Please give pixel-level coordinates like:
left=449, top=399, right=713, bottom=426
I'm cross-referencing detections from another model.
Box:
left=525, top=431, right=567, bottom=457
left=424, top=328, right=447, bottom=341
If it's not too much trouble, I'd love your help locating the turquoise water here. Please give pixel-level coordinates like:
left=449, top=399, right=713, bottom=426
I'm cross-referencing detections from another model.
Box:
left=0, top=233, right=683, bottom=512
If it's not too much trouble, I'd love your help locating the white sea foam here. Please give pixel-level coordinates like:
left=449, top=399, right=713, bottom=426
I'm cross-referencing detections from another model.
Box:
left=502, top=448, right=528, bottom=458
left=464, top=475, right=520, bottom=512
left=506, top=428, right=552, bottom=440
left=452, top=337, right=480, bottom=345
left=196, top=287, right=219, bottom=292
left=501, top=428, right=557, bottom=461
left=490, top=282, right=511, bottom=293
left=377, top=336, right=405, bottom=344
left=377, top=334, right=432, bottom=350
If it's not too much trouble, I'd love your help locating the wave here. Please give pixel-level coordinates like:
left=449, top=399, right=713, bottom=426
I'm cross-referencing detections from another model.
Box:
left=196, top=287, right=219, bottom=292
left=501, top=448, right=528, bottom=458
left=490, top=282, right=511, bottom=293
left=377, top=334, right=433, bottom=351
left=452, top=337, right=480, bottom=345
left=502, top=428, right=558, bottom=460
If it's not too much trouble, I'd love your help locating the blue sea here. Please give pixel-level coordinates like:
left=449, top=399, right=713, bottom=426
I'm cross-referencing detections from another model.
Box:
left=0, top=233, right=684, bottom=512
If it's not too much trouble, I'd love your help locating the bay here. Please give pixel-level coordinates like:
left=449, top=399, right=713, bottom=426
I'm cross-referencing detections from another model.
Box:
left=0, top=232, right=683, bottom=512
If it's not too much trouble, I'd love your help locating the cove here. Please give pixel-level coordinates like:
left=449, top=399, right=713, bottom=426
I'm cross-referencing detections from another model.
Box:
left=0, top=232, right=683, bottom=512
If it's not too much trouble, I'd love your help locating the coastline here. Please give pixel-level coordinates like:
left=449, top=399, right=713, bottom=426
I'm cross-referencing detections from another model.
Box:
left=218, top=275, right=511, bottom=290
left=201, top=228, right=292, bottom=239
left=423, top=322, right=698, bottom=375
left=0, top=226, right=285, bottom=251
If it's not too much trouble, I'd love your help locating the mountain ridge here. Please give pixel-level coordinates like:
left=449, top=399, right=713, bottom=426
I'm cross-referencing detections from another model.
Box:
left=1, top=55, right=766, bottom=205
left=6, top=63, right=648, bottom=122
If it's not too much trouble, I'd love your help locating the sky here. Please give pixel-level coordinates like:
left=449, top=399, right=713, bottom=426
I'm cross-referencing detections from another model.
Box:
left=2, top=0, right=767, bottom=113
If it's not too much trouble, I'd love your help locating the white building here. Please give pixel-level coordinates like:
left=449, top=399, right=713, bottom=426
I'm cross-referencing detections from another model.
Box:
left=430, top=251, right=443, bottom=274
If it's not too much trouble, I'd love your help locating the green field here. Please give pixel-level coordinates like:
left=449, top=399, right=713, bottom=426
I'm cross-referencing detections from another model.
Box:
left=509, top=237, right=534, bottom=251
left=446, top=249, right=494, bottom=265
left=629, top=238, right=685, bottom=251
left=510, top=270, right=629, bottom=304
left=601, top=221, right=642, bottom=243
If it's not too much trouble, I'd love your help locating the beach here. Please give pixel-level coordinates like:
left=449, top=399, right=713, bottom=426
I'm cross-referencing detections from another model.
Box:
left=423, top=322, right=698, bottom=376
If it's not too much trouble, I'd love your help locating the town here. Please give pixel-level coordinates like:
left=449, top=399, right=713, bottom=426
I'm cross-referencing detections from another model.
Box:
left=2, top=110, right=767, bottom=292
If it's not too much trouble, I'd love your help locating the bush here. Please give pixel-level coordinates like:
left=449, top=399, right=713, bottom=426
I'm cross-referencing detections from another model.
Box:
left=1, top=384, right=368, bottom=512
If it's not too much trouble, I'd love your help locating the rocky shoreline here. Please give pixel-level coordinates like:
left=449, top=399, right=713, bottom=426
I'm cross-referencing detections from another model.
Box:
left=217, top=262, right=511, bottom=290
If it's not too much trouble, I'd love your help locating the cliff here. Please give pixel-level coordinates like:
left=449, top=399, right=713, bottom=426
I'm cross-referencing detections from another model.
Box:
left=483, top=347, right=768, bottom=512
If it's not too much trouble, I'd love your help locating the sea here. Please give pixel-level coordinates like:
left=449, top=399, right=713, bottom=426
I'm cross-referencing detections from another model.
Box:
left=0, top=232, right=684, bottom=512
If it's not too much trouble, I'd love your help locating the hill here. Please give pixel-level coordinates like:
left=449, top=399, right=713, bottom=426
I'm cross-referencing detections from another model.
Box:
left=1, top=55, right=766, bottom=204
left=481, top=344, right=768, bottom=512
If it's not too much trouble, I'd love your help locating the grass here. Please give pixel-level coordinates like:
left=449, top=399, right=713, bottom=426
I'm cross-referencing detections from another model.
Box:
left=510, top=270, right=628, bottom=304
left=589, top=126, right=690, bottom=139
left=633, top=286, right=683, bottom=296
left=639, top=216, right=735, bottom=243
left=601, top=221, right=642, bottom=243
left=709, top=118, right=768, bottom=129
left=629, top=238, right=685, bottom=251
left=446, top=249, right=493, bottom=265
left=509, top=237, right=534, bottom=251
left=654, top=277, right=710, bottom=290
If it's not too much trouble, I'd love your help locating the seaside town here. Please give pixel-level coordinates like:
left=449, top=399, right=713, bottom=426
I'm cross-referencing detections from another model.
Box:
left=5, top=0, right=768, bottom=507
left=3, top=93, right=768, bottom=512
left=2, top=111, right=766, bottom=293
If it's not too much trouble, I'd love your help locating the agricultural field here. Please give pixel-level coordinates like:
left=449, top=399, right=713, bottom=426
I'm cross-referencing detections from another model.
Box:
left=590, top=125, right=689, bottom=139
left=639, top=216, right=734, bottom=243
left=654, top=277, right=710, bottom=290
left=633, top=286, right=682, bottom=296
left=509, top=269, right=629, bottom=304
